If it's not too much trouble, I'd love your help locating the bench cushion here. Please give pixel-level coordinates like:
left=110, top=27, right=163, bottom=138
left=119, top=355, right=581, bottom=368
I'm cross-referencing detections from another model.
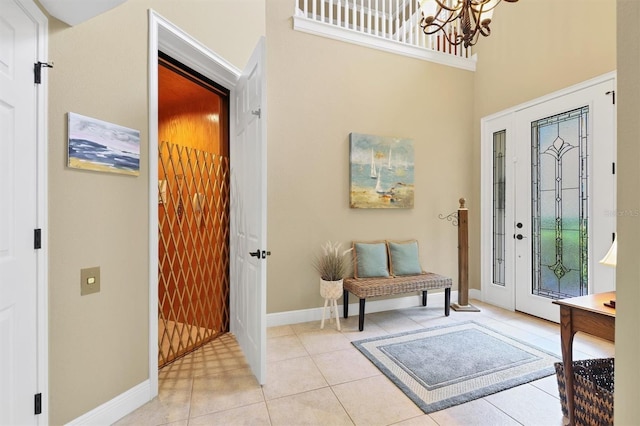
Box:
left=344, top=272, right=452, bottom=299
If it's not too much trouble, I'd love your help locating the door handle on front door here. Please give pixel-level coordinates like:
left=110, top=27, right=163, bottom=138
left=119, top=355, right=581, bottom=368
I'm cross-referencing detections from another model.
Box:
left=515, top=234, right=526, bottom=240
left=249, top=249, right=260, bottom=257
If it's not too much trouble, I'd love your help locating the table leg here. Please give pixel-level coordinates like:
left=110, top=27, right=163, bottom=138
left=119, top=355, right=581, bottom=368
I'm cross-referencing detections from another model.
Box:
left=558, top=305, right=577, bottom=425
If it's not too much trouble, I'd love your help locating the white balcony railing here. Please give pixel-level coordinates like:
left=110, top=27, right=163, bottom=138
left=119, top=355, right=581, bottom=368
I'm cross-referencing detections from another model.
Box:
left=293, top=0, right=477, bottom=71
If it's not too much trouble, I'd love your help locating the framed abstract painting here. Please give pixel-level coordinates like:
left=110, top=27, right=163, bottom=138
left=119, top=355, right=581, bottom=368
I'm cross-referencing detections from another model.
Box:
left=68, top=112, right=140, bottom=176
left=349, top=133, right=414, bottom=209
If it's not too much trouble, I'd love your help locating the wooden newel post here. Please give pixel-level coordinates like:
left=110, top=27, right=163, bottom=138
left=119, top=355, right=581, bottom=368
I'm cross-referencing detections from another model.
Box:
left=451, top=197, right=479, bottom=312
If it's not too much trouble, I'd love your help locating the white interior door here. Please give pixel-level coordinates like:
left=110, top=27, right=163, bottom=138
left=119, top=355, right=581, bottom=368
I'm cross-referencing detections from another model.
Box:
left=0, top=0, right=45, bottom=423
left=482, top=75, right=616, bottom=322
left=230, top=38, right=267, bottom=385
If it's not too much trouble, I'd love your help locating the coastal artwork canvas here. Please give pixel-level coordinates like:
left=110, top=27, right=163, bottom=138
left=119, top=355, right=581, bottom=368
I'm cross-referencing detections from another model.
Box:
left=68, top=112, right=140, bottom=176
left=349, top=133, right=414, bottom=209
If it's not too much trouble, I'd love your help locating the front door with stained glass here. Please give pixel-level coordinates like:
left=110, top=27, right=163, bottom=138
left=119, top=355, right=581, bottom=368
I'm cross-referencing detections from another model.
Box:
left=483, top=76, right=616, bottom=323
left=511, top=78, right=616, bottom=322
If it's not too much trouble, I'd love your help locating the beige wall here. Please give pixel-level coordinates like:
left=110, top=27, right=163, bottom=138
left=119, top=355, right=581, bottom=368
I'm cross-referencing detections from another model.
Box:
left=470, top=0, right=616, bottom=290
left=40, top=0, right=640, bottom=422
left=266, top=0, right=474, bottom=313
left=44, top=0, right=263, bottom=423
left=615, top=1, right=640, bottom=422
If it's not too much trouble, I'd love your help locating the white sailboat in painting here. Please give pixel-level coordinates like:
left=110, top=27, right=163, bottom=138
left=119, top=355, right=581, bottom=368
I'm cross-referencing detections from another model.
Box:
left=370, top=148, right=377, bottom=179
left=375, top=168, right=385, bottom=193
left=387, top=147, right=393, bottom=170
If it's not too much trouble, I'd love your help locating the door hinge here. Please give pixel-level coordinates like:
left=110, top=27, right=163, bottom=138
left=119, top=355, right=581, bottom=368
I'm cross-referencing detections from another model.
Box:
left=34, top=393, right=42, bottom=415
left=34, top=229, right=41, bottom=249
left=34, top=61, right=53, bottom=84
left=606, top=90, right=616, bottom=105
left=251, top=108, right=261, bottom=119
left=612, top=162, right=616, bottom=175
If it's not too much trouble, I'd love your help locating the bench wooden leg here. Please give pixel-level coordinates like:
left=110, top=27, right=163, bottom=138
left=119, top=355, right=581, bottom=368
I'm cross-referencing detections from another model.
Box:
left=422, top=291, right=427, bottom=306
left=343, top=290, right=349, bottom=318
left=444, top=287, right=451, bottom=316
left=358, top=299, right=366, bottom=331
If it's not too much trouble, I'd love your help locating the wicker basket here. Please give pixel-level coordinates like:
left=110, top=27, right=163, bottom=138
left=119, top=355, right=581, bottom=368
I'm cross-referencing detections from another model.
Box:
left=555, top=358, right=614, bottom=426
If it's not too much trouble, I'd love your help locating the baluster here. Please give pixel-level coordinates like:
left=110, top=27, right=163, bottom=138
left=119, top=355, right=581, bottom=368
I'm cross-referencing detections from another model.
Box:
left=313, top=0, right=317, bottom=21
left=321, top=0, right=325, bottom=22
left=402, top=0, right=406, bottom=43
left=414, top=0, right=420, bottom=47
left=380, top=0, right=387, bottom=38
left=394, top=0, right=399, bottom=41
left=387, top=0, right=393, bottom=39
left=337, top=0, right=342, bottom=27
left=408, top=0, right=413, bottom=45
left=344, top=0, right=349, bottom=28
left=329, top=0, right=333, bottom=23
left=360, top=0, right=364, bottom=33
left=366, top=0, right=371, bottom=34
left=374, top=0, right=379, bottom=36
left=303, top=0, right=308, bottom=18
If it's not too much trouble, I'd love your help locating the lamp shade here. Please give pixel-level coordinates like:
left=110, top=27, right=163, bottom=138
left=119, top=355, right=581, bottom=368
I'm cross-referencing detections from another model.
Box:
left=599, top=236, right=617, bottom=267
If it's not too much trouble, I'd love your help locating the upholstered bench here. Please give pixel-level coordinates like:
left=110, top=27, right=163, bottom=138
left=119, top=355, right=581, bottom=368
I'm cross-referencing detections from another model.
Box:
left=342, top=240, right=452, bottom=331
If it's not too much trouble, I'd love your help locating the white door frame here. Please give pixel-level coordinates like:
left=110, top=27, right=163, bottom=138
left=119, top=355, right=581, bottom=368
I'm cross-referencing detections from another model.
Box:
left=147, top=10, right=243, bottom=395
left=481, top=72, right=617, bottom=314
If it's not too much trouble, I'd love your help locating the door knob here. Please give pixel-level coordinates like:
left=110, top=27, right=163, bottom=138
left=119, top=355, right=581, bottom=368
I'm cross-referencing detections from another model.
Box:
left=250, top=249, right=271, bottom=259
left=516, top=222, right=523, bottom=229
left=515, top=234, right=526, bottom=240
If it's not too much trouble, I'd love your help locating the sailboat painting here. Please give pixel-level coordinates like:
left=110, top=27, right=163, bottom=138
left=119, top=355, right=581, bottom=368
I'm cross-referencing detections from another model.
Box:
left=349, top=132, right=414, bottom=209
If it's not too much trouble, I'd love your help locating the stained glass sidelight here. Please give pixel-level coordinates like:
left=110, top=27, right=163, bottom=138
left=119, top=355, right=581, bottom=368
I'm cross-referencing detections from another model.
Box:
left=531, top=107, right=589, bottom=299
left=493, top=130, right=506, bottom=286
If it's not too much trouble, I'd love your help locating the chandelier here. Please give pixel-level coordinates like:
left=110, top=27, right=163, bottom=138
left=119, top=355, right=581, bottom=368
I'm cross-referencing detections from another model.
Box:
left=418, top=0, right=519, bottom=48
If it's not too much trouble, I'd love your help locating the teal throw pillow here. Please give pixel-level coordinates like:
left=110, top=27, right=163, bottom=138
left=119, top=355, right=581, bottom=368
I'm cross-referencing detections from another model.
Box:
left=354, top=242, right=390, bottom=278
left=388, top=240, right=422, bottom=276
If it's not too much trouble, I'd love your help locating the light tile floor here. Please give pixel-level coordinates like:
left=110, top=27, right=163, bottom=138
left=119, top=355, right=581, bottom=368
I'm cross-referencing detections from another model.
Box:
left=114, top=300, right=615, bottom=425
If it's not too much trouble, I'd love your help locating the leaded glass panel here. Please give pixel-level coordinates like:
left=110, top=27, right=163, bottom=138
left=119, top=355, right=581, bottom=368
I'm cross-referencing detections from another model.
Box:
left=493, top=130, right=506, bottom=286
left=531, top=107, right=588, bottom=299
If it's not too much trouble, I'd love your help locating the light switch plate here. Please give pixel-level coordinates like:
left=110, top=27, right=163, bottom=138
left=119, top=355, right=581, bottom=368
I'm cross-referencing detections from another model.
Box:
left=80, top=266, right=100, bottom=296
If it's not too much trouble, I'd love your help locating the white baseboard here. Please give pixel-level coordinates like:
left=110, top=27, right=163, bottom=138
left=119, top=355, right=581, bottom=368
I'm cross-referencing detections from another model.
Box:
left=267, top=290, right=461, bottom=327
left=66, top=380, right=151, bottom=426
left=470, top=288, right=482, bottom=301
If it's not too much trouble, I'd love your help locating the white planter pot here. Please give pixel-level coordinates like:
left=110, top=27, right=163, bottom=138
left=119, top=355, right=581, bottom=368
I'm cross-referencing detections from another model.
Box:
left=320, top=279, right=343, bottom=300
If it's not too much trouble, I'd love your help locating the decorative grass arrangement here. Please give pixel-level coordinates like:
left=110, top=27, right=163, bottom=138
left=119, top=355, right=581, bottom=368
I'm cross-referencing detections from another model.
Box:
left=313, top=241, right=352, bottom=281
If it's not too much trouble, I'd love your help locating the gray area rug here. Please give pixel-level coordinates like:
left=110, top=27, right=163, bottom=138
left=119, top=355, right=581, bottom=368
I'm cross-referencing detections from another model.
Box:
left=352, top=321, right=560, bottom=413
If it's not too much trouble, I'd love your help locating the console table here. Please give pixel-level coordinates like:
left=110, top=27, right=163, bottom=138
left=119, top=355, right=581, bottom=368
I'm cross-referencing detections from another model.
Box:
left=553, top=291, right=616, bottom=426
